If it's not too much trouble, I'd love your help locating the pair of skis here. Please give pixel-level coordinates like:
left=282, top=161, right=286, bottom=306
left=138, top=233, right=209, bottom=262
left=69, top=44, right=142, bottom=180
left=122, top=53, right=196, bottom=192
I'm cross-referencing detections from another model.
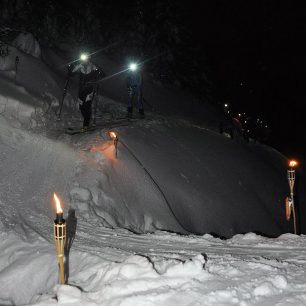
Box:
left=57, top=68, right=72, bottom=120
left=64, top=117, right=133, bottom=135
left=64, top=114, right=148, bottom=135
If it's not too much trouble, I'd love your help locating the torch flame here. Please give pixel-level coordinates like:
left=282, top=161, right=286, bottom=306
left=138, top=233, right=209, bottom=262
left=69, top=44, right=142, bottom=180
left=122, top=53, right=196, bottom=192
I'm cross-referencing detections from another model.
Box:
left=289, top=160, right=298, bottom=168
left=109, top=131, right=117, bottom=140
left=53, top=192, right=63, bottom=214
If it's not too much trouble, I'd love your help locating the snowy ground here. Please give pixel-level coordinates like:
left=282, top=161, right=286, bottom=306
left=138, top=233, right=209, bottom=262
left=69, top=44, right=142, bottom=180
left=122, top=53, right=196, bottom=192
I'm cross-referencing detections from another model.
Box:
left=2, top=225, right=306, bottom=305
left=0, top=38, right=305, bottom=305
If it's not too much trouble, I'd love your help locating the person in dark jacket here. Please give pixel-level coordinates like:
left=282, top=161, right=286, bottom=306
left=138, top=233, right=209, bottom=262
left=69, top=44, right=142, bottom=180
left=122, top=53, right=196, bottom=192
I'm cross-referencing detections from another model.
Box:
left=126, top=63, right=144, bottom=118
left=70, top=54, right=104, bottom=130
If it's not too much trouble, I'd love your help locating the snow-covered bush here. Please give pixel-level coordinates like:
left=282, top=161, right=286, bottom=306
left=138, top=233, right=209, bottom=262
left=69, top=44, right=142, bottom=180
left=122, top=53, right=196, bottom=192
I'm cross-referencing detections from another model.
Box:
left=12, top=32, right=41, bottom=58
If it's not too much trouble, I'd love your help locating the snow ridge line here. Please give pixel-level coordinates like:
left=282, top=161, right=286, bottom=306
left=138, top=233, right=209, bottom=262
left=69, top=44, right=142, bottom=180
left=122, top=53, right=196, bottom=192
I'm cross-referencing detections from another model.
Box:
left=119, top=138, right=189, bottom=234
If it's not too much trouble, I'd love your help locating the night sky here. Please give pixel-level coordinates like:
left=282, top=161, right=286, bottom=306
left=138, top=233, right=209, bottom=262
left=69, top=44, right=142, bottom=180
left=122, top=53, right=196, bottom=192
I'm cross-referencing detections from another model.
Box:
left=187, top=1, right=306, bottom=162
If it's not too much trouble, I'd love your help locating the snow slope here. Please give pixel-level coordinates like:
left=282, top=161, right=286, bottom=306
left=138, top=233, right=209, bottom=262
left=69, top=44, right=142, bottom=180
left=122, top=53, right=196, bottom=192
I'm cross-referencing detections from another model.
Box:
left=0, top=39, right=305, bottom=305
left=0, top=75, right=290, bottom=237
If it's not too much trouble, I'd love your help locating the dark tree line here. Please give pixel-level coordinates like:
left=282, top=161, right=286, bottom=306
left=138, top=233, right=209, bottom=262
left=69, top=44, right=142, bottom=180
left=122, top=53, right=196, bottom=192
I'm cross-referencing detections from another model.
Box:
left=0, top=0, right=212, bottom=102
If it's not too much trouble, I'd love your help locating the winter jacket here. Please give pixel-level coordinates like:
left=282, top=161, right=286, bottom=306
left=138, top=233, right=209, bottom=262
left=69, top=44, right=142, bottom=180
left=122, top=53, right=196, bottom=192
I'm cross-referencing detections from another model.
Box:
left=72, top=62, right=104, bottom=102
left=72, top=62, right=99, bottom=88
left=127, top=71, right=142, bottom=88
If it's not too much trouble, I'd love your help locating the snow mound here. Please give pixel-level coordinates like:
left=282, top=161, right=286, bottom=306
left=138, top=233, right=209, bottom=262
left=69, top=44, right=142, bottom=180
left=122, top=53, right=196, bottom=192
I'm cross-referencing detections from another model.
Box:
left=33, top=254, right=208, bottom=306
left=0, top=233, right=57, bottom=306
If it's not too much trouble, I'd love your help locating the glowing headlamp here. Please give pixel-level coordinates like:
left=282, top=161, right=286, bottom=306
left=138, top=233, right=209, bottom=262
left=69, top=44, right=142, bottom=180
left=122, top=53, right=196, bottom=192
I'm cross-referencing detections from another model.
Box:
left=129, top=63, right=138, bottom=71
left=80, top=53, right=89, bottom=62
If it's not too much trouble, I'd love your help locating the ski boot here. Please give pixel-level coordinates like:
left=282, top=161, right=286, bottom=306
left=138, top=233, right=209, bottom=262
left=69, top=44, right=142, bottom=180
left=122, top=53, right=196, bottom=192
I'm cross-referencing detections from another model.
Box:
left=127, top=106, right=133, bottom=118
left=138, top=108, right=145, bottom=119
left=81, top=126, right=89, bottom=133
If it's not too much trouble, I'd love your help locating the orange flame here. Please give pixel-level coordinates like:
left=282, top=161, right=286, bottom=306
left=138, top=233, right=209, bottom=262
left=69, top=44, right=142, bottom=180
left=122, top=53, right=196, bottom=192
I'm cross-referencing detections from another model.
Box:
left=289, top=160, right=298, bottom=168
left=53, top=192, right=63, bottom=214
left=109, top=131, right=117, bottom=140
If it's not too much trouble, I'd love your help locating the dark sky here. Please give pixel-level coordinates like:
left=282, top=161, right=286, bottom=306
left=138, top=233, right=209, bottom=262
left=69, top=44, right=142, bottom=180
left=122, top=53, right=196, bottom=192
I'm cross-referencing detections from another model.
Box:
left=186, top=1, right=306, bottom=162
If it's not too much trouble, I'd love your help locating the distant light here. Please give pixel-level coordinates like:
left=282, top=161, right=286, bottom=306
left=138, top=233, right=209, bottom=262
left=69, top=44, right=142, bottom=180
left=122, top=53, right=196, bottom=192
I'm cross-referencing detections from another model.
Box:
left=224, top=103, right=228, bottom=108
left=80, top=53, right=89, bottom=61
left=129, top=63, right=138, bottom=71
left=289, top=160, right=298, bottom=168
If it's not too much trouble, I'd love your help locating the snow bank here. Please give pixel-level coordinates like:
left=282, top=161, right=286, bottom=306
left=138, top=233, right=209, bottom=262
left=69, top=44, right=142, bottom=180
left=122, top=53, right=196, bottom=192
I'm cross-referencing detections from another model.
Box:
left=0, top=232, right=57, bottom=305
left=0, top=44, right=75, bottom=122
left=12, top=32, right=41, bottom=58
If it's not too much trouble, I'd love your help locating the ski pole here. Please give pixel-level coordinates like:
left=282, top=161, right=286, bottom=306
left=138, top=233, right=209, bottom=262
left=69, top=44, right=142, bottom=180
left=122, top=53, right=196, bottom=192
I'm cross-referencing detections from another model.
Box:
left=58, top=69, right=71, bottom=119
left=92, top=69, right=105, bottom=125
left=92, top=84, right=99, bottom=125
left=15, top=56, right=19, bottom=84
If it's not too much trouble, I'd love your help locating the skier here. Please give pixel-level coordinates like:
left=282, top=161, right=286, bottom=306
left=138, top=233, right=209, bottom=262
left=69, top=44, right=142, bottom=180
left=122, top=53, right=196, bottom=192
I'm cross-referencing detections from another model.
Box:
left=69, top=53, right=104, bottom=131
left=126, top=63, right=145, bottom=118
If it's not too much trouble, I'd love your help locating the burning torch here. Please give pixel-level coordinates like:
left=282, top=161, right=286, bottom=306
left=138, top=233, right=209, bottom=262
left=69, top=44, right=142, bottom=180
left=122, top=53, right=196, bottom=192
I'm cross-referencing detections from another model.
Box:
left=53, top=192, right=66, bottom=284
left=286, top=160, right=298, bottom=234
left=109, top=131, right=118, bottom=158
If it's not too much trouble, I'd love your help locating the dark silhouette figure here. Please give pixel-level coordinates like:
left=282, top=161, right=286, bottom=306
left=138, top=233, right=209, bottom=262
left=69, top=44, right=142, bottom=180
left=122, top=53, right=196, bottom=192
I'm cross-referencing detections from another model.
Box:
left=70, top=56, right=105, bottom=130
left=126, top=68, right=145, bottom=118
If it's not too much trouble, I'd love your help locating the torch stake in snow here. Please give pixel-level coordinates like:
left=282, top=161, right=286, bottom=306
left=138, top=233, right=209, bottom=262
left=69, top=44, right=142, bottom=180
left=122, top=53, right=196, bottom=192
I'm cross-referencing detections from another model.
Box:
left=109, top=131, right=118, bottom=158
left=287, top=160, right=298, bottom=234
left=53, top=193, right=66, bottom=284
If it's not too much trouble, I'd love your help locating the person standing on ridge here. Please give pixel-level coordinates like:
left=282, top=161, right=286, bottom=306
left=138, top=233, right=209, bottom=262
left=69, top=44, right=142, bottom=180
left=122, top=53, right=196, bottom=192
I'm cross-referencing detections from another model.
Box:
left=126, top=63, right=145, bottom=118
left=69, top=53, right=104, bottom=131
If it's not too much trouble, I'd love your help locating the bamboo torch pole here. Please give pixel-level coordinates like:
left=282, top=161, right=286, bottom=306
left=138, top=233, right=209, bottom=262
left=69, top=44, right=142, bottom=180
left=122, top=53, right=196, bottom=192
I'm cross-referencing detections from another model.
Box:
left=287, top=160, right=298, bottom=235
left=53, top=193, right=66, bottom=284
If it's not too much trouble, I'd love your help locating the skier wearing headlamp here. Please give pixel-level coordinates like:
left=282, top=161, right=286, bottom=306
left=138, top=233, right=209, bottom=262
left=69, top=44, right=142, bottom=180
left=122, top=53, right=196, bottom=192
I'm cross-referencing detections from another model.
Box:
left=126, top=63, right=144, bottom=118
left=69, top=53, right=105, bottom=131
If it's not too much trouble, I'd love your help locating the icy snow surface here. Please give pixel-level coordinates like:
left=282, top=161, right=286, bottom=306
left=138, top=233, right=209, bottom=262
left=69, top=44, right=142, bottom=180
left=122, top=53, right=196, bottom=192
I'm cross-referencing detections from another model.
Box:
left=0, top=43, right=305, bottom=305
